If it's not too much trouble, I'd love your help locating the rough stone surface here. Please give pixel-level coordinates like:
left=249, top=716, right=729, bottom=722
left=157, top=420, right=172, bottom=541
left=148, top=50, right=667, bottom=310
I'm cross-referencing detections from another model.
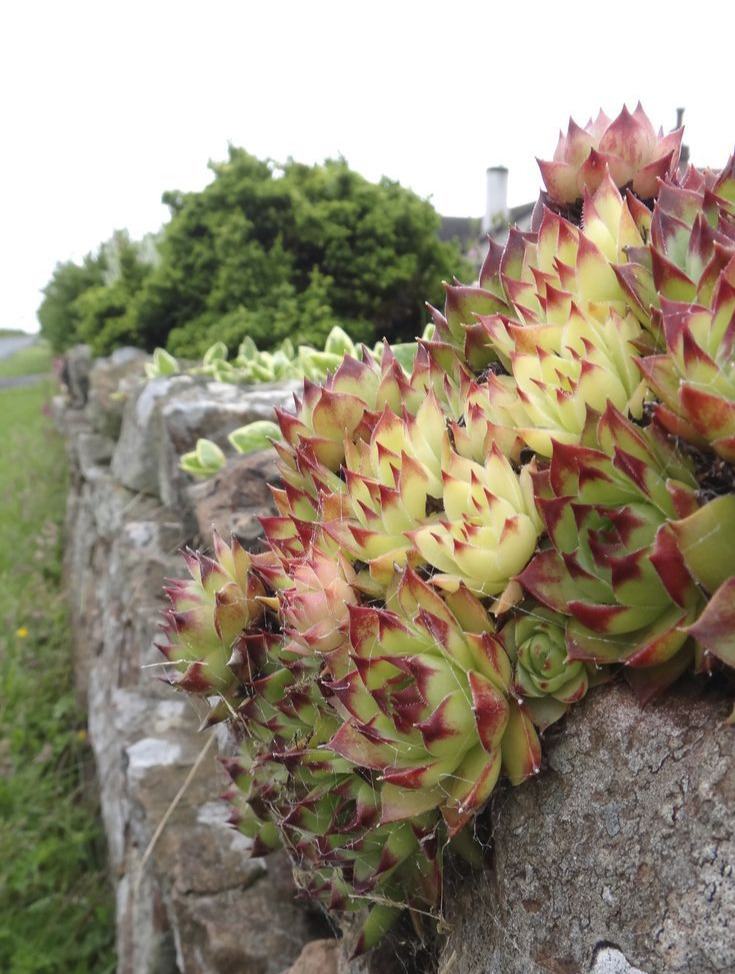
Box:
left=158, top=379, right=299, bottom=518
left=438, top=680, right=734, bottom=974
left=87, top=346, right=149, bottom=438
left=110, top=374, right=195, bottom=497
left=57, top=349, right=321, bottom=974
left=188, top=449, right=281, bottom=546
left=75, top=431, right=115, bottom=479
left=281, top=939, right=341, bottom=974
left=110, top=374, right=297, bottom=535
left=61, top=343, right=92, bottom=405
left=591, top=948, right=647, bottom=974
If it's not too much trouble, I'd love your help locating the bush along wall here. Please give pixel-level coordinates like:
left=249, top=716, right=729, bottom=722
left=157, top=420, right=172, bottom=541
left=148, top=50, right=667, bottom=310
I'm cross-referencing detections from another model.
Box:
left=157, top=106, right=735, bottom=967
left=39, top=154, right=468, bottom=358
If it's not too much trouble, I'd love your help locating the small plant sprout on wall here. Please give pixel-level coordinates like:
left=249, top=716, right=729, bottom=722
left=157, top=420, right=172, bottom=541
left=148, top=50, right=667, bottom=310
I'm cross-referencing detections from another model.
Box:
left=157, top=104, right=735, bottom=956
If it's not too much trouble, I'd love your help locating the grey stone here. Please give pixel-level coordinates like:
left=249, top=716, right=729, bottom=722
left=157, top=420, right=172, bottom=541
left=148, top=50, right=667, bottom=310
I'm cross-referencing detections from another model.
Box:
left=111, top=375, right=196, bottom=496
left=87, top=346, right=149, bottom=438
left=169, top=876, right=311, bottom=974
left=438, top=681, right=735, bottom=974
left=57, top=376, right=319, bottom=974
left=158, top=379, right=298, bottom=517
left=76, top=431, right=115, bottom=478
left=188, top=448, right=281, bottom=545
left=61, top=344, right=92, bottom=406
left=110, top=374, right=295, bottom=530
left=127, top=738, right=186, bottom=776
left=116, top=866, right=178, bottom=974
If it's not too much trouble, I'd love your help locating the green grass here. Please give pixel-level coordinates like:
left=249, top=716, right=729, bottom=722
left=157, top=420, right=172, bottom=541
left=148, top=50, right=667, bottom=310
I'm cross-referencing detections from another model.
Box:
left=0, top=341, right=53, bottom=379
left=0, top=379, right=116, bottom=973
left=0, top=328, right=27, bottom=338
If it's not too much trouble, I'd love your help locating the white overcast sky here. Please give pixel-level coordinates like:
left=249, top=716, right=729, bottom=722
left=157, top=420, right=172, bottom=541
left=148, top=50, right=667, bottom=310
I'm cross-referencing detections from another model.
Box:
left=2, top=0, right=732, bottom=333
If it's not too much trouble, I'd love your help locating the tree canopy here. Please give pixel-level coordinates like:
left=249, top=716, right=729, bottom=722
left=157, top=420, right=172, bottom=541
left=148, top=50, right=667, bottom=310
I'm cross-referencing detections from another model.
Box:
left=39, top=149, right=469, bottom=356
left=37, top=252, right=106, bottom=353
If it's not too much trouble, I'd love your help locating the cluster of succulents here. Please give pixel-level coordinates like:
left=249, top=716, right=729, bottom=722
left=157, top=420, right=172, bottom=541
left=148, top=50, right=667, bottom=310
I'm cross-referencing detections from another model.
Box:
left=152, top=327, right=433, bottom=477
left=538, top=103, right=683, bottom=207
left=158, top=105, right=735, bottom=954
left=145, top=328, right=358, bottom=385
left=146, top=326, right=429, bottom=387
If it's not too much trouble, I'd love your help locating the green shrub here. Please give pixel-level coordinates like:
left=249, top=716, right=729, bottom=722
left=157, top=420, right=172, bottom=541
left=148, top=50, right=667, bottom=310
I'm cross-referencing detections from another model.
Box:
left=41, top=151, right=469, bottom=357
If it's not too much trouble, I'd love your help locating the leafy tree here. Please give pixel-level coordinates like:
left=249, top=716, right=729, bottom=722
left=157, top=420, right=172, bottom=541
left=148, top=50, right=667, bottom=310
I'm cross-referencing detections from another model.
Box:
left=39, top=151, right=470, bottom=357
left=37, top=253, right=106, bottom=352
left=75, top=231, right=155, bottom=355
left=38, top=231, right=155, bottom=355
left=135, top=149, right=469, bottom=355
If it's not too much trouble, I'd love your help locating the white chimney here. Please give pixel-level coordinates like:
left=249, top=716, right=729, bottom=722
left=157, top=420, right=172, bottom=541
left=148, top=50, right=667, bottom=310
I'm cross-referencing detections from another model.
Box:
left=483, top=165, right=509, bottom=235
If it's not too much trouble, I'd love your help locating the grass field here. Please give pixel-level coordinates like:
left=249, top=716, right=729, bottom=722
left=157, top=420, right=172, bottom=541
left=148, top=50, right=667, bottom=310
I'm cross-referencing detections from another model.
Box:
left=0, top=359, right=115, bottom=972
left=0, top=341, right=53, bottom=379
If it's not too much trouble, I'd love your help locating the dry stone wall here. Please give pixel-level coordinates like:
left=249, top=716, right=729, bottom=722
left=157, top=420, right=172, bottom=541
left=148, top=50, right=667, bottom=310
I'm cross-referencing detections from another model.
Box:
left=57, top=347, right=734, bottom=974
left=57, top=348, right=330, bottom=974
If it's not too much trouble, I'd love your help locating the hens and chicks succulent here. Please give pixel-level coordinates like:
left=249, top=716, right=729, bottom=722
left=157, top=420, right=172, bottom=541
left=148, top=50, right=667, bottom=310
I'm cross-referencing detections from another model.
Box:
left=158, top=104, right=735, bottom=954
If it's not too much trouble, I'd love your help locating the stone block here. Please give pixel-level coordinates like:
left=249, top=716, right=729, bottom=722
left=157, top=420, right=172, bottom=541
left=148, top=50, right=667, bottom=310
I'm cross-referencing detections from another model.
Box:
left=56, top=368, right=353, bottom=974
left=111, top=375, right=195, bottom=496
left=280, top=938, right=340, bottom=974
left=159, top=379, right=298, bottom=517
left=61, top=344, right=92, bottom=406
left=87, top=346, right=149, bottom=438
left=189, top=448, right=280, bottom=546
left=76, top=431, right=115, bottom=478
left=438, top=681, right=735, bottom=974
left=110, top=375, right=296, bottom=525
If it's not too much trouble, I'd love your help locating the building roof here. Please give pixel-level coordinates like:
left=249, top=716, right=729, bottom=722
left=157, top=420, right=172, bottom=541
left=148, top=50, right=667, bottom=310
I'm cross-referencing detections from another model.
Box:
left=438, top=216, right=481, bottom=248
left=505, top=201, right=536, bottom=229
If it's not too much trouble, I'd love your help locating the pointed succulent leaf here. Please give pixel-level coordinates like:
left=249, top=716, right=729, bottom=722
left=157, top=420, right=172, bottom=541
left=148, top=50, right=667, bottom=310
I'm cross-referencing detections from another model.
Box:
left=324, top=326, right=356, bottom=358
left=146, top=347, right=179, bottom=377
left=501, top=699, right=542, bottom=786
left=441, top=746, right=503, bottom=836
left=180, top=438, right=226, bottom=477
left=350, top=904, right=403, bottom=959
left=229, top=421, right=283, bottom=454
left=685, top=577, right=735, bottom=668
left=670, top=496, right=735, bottom=593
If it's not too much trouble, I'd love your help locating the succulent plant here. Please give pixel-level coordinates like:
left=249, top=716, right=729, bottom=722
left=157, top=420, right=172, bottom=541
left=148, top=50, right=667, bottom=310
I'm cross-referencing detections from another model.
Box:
left=491, top=175, right=645, bottom=335
left=499, top=605, right=592, bottom=729
left=157, top=105, right=735, bottom=956
left=326, top=569, right=541, bottom=831
left=406, top=445, right=541, bottom=596
left=615, top=160, right=735, bottom=332
left=180, top=437, right=227, bottom=478
left=500, top=306, right=646, bottom=457
left=519, top=404, right=706, bottom=700
left=210, top=562, right=542, bottom=950
left=537, top=103, right=683, bottom=206
left=637, top=282, right=735, bottom=461
left=146, top=329, right=356, bottom=384
left=157, top=531, right=265, bottom=723
left=222, top=730, right=443, bottom=954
